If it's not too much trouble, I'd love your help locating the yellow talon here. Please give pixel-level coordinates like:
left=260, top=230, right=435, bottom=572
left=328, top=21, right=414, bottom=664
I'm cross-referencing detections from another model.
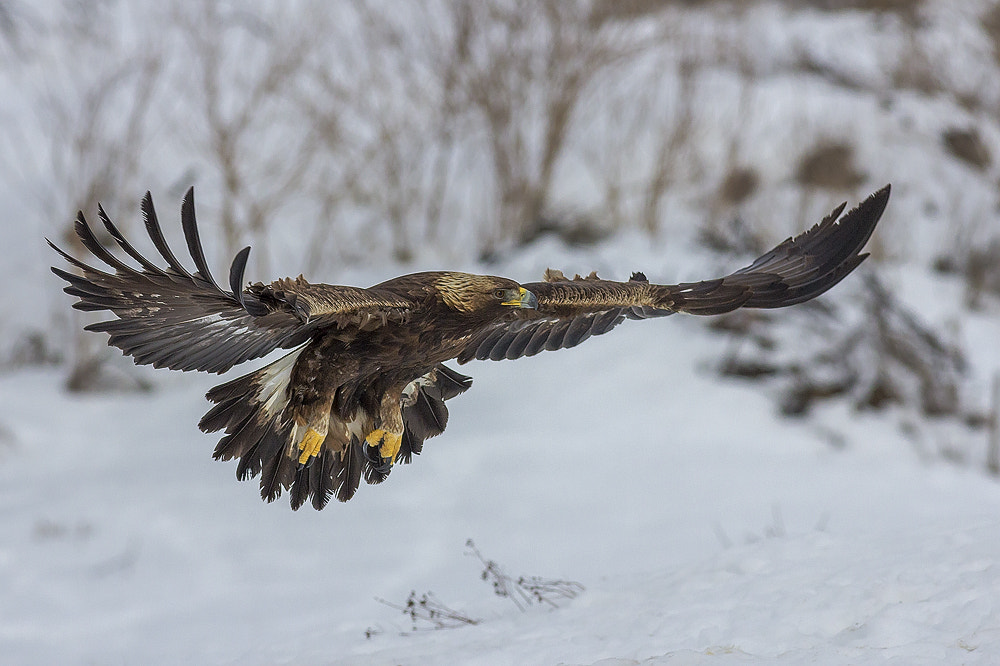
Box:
left=365, top=429, right=403, bottom=461
left=379, top=432, right=403, bottom=461
left=297, top=428, right=326, bottom=464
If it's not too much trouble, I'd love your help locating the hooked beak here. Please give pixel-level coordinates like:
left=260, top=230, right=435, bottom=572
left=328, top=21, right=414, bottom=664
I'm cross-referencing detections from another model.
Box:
left=502, top=287, right=538, bottom=309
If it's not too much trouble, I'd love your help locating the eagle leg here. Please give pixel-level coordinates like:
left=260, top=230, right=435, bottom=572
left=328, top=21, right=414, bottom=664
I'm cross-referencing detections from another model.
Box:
left=291, top=395, right=335, bottom=466
left=365, top=429, right=403, bottom=461
left=296, top=427, right=326, bottom=465
left=364, top=389, right=406, bottom=462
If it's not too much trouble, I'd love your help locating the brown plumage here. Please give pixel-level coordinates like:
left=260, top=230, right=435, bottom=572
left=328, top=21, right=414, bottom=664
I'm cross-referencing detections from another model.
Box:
left=50, top=185, right=890, bottom=509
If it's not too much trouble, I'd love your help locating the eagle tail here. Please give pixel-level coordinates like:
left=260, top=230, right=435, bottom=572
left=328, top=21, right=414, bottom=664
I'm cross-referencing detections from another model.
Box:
left=198, top=354, right=473, bottom=509
left=321, top=364, right=474, bottom=504
left=199, top=348, right=303, bottom=503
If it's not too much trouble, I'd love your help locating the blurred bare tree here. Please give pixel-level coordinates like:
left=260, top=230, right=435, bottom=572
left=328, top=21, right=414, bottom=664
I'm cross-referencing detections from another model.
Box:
left=298, top=2, right=448, bottom=266
left=172, top=2, right=323, bottom=276
left=2, top=1, right=164, bottom=389
left=443, top=1, right=640, bottom=252
left=8, top=0, right=1000, bottom=395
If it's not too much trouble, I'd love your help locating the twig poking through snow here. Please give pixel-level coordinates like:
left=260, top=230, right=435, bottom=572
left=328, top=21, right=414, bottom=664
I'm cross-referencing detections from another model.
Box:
left=375, top=591, right=479, bottom=631
left=466, top=539, right=584, bottom=611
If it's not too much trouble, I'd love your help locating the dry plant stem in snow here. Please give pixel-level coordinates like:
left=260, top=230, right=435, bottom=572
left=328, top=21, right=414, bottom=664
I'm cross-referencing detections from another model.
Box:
left=375, top=591, right=479, bottom=632
left=466, top=539, right=585, bottom=611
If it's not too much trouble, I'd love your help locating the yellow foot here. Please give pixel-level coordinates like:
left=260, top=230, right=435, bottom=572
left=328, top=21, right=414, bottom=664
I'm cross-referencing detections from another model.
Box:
left=365, top=429, right=403, bottom=461
left=297, top=428, right=326, bottom=465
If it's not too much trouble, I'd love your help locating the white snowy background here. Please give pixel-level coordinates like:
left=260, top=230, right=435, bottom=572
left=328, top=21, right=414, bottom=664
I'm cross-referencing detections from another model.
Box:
left=3, top=1, right=1000, bottom=664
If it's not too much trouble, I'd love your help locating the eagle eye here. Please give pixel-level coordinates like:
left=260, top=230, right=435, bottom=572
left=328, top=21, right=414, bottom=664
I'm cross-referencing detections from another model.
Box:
left=493, top=289, right=506, bottom=300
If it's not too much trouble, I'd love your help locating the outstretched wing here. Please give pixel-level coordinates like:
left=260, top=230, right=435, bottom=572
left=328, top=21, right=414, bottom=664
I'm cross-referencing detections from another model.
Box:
left=50, top=188, right=413, bottom=374
left=459, top=185, right=889, bottom=363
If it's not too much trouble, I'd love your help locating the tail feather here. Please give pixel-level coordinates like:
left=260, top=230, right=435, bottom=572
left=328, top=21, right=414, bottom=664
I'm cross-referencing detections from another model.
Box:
left=211, top=412, right=258, bottom=461
left=290, top=464, right=311, bottom=510
left=333, top=438, right=366, bottom=503
left=201, top=374, right=265, bottom=435
left=287, top=448, right=339, bottom=510
left=236, top=433, right=268, bottom=481
left=363, top=443, right=392, bottom=486
left=397, top=429, right=423, bottom=464
left=308, top=449, right=338, bottom=510
left=257, top=422, right=296, bottom=502
left=199, top=354, right=473, bottom=508
left=199, top=348, right=301, bottom=497
left=261, top=448, right=296, bottom=503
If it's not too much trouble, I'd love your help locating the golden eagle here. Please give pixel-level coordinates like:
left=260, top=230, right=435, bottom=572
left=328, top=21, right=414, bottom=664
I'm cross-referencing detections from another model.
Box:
left=51, top=185, right=889, bottom=509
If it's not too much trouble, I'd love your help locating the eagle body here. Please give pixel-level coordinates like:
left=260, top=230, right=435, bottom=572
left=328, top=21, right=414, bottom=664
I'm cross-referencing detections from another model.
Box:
left=51, top=185, right=890, bottom=509
left=200, top=270, right=531, bottom=508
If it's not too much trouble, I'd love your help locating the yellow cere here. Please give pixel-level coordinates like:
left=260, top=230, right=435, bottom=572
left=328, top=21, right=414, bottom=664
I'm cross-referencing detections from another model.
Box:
left=501, top=287, right=527, bottom=306
left=297, top=428, right=326, bottom=464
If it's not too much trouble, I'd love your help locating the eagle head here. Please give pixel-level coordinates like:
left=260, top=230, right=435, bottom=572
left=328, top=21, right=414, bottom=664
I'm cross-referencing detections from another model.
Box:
left=434, top=272, right=537, bottom=314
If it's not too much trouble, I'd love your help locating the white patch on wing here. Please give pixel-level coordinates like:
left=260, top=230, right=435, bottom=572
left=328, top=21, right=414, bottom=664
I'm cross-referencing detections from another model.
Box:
left=196, top=313, right=226, bottom=325
left=256, top=346, right=305, bottom=418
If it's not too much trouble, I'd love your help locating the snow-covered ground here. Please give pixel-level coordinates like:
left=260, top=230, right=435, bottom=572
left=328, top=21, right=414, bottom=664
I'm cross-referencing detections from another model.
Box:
left=4, top=1, right=1000, bottom=663
left=4, top=229, right=1000, bottom=664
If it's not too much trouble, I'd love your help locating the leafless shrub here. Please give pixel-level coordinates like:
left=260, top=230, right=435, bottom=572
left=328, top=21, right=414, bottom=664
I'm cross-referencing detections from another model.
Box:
left=529, top=210, right=612, bottom=247
left=934, top=237, right=1000, bottom=310
left=466, top=539, right=584, bottom=611
left=963, top=239, right=1000, bottom=308
left=371, top=539, right=583, bottom=638
left=698, top=217, right=767, bottom=256
left=698, top=165, right=766, bottom=254
left=710, top=273, right=1000, bottom=469
left=715, top=274, right=970, bottom=420
left=890, top=23, right=943, bottom=96
left=795, top=141, right=866, bottom=191
left=639, top=58, right=700, bottom=235
left=942, top=127, right=991, bottom=172
left=811, top=276, right=962, bottom=417
left=719, top=166, right=760, bottom=206
left=0, top=331, right=63, bottom=369
left=297, top=3, right=452, bottom=266
left=172, top=3, right=323, bottom=273
left=20, top=4, right=163, bottom=224
left=375, top=591, right=479, bottom=631
left=9, top=5, right=164, bottom=390
left=64, top=356, right=154, bottom=394
left=568, top=46, right=695, bottom=236
left=982, top=3, right=1000, bottom=67
left=444, top=0, right=645, bottom=251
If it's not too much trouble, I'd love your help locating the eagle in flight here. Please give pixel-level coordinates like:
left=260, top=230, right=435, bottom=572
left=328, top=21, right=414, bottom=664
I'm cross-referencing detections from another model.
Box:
left=51, top=185, right=889, bottom=509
